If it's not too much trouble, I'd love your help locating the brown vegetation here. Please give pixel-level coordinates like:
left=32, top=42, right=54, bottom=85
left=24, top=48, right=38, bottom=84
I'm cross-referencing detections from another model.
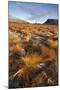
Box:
left=9, top=21, right=58, bottom=88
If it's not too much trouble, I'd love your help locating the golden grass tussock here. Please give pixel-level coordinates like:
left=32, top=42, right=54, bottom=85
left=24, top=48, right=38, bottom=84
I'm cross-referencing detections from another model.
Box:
left=9, top=21, right=58, bottom=88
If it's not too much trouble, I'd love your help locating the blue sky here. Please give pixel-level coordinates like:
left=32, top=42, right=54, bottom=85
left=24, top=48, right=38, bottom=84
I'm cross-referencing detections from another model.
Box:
left=8, top=1, right=58, bottom=23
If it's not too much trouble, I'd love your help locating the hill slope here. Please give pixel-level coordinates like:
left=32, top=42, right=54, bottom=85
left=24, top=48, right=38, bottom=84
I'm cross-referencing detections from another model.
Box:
left=44, top=19, right=58, bottom=25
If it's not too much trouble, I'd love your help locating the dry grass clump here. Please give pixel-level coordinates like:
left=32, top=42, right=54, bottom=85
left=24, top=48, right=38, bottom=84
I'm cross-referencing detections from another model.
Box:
left=9, top=21, right=58, bottom=88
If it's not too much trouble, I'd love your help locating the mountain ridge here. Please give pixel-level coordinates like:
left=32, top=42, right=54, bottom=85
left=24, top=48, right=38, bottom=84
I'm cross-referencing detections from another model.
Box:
left=44, top=19, right=58, bottom=25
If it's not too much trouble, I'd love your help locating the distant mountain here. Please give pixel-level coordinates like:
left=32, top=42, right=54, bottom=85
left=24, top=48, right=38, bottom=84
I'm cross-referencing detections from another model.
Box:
left=44, top=19, right=58, bottom=25
left=8, top=17, right=29, bottom=24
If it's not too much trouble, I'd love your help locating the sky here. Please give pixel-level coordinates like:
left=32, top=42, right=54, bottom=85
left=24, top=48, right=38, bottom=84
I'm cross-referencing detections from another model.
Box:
left=8, top=1, right=58, bottom=23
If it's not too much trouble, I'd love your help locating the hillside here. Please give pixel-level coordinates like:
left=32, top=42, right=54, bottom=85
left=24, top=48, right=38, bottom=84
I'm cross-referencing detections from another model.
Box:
left=8, top=17, right=29, bottom=24
left=44, top=19, right=58, bottom=25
